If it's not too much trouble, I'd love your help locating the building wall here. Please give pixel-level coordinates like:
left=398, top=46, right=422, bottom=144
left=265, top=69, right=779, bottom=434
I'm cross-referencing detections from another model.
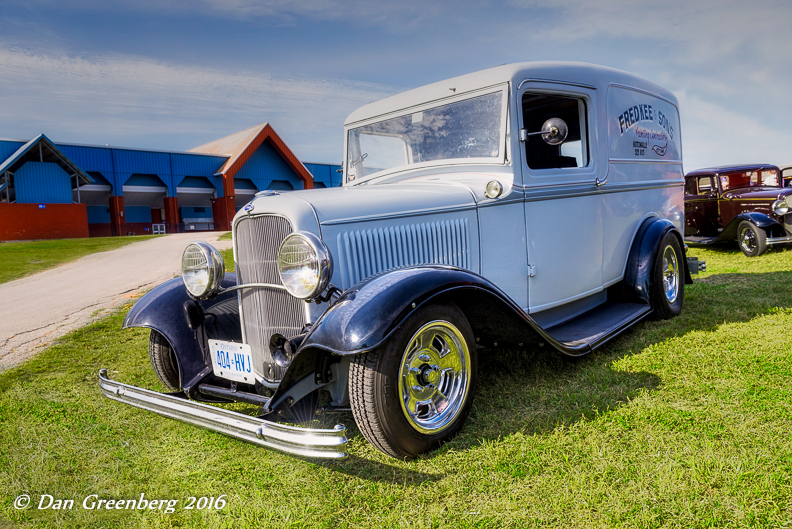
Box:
left=125, top=205, right=152, bottom=223
left=15, top=162, right=73, bottom=204
left=87, top=205, right=111, bottom=224
left=0, top=203, right=88, bottom=240
left=234, top=141, right=305, bottom=191
left=303, top=162, right=342, bottom=188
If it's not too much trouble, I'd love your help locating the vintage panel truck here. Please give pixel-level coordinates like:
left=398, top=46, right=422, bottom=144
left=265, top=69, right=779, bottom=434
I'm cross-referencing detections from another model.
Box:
left=100, top=62, right=698, bottom=459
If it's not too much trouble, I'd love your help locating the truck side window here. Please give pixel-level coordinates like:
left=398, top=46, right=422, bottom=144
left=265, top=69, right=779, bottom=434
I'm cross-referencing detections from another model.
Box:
left=685, top=178, right=698, bottom=195
left=522, top=93, right=588, bottom=170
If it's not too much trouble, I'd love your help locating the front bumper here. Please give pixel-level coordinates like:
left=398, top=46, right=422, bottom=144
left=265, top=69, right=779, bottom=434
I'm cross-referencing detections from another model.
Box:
left=766, top=235, right=792, bottom=246
left=98, top=369, right=348, bottom=459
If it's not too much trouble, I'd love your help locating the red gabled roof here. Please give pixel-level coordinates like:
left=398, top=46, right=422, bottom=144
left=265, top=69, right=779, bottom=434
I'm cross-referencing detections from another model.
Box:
left=189, top=123, right=313, bottom=189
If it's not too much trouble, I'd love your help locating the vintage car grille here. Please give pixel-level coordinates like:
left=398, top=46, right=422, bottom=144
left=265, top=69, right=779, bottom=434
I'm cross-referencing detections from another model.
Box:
left=336, top=218, right=470, bottom=287
left=234, top=215, right=307, bottom=382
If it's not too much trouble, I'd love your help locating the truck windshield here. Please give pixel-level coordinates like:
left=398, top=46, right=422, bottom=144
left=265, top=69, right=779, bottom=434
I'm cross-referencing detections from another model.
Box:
left=720, top=169, right=779, bottom=191
left=346, top=90, right=505, bottom=182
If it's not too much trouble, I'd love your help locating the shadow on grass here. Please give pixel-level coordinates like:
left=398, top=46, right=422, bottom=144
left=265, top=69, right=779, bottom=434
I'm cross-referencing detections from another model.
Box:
left=320, top=454, right=444, bottom=484
left=397, top=270, right=792, bottom=460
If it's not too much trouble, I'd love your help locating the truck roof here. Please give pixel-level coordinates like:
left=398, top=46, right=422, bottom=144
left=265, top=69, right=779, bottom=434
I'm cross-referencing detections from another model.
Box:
left=344, top=61, right=678, bottom=126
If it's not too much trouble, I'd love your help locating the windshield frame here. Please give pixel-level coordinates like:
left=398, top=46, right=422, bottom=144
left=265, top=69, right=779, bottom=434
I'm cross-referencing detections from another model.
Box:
left=343, top=84, right=509, bottom=185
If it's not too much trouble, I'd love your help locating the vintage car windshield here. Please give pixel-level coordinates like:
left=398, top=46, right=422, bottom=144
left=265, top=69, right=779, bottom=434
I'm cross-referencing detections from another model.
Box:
left=720, top=169, right=779, bottom=191
left=346, top=91, right=505, bottom=182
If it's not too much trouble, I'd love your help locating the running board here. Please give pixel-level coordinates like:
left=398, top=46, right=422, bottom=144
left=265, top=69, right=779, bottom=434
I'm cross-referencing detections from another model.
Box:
left=98, top=369, right=348, bottom=459
left=544, top=301, right=652, bottom=351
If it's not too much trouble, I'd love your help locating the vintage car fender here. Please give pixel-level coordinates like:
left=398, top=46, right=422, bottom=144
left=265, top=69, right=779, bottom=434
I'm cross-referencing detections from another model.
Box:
left=122, top=273, right=241, bottom=392
left=623, top=216, right=691, bottom=305
left=713, top=212, right=785, bottom=243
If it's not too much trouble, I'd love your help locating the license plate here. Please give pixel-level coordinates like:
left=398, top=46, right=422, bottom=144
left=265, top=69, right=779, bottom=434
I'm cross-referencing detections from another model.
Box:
left=209, top=340, right=254, bottom=384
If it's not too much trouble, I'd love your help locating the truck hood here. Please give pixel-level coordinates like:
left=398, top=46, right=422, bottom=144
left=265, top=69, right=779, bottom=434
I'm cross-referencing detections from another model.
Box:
left=290, top=181, right=478, bottom=225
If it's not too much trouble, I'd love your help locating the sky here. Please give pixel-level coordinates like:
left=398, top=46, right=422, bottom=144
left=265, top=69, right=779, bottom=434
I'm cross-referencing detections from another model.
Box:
left=0, top=0, right=790, bottom=172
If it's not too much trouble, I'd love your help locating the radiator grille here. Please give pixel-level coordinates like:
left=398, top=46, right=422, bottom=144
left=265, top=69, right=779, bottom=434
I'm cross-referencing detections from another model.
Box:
left=235, top=215, right=307, bottom=382
left=337, top=218, right=470, bottom=287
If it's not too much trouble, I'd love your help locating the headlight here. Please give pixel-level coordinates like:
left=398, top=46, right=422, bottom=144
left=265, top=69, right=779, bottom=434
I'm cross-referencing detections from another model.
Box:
left=277, top=232, right=332, bottom=300
left=182, top=242, right=225, bottom=298
left=772, top=199, right=790, bottom=216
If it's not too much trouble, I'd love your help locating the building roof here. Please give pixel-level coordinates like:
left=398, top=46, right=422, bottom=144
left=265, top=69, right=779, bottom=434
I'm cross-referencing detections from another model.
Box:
left=189, top=123, right=314, bottom=189
left=0, top=134, right=94, bottom=184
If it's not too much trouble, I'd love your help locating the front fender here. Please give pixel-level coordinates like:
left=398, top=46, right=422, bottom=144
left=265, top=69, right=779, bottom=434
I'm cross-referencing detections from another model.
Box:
left=717, top=212, right=784, bottom=241
left=123, top=273, right=240, bottom=391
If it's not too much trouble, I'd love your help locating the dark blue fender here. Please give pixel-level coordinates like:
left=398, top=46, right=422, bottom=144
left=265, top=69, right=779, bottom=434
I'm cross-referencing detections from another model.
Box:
left=122, top=273, right=241, bottom=392
left=623, top=217, right=690, bottom=305
left=713, top=212, right=785, bottom=242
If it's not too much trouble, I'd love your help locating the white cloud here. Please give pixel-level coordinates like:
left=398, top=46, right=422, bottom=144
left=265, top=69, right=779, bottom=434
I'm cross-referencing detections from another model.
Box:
left=676, top=90, right=792, bottom=171
left=0, top=44, right=398, bottom=161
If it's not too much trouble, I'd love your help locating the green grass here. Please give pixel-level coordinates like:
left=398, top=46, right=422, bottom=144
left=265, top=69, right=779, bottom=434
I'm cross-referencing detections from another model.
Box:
left=217, top=232, right=232, bottom=241
left=0, top=236, right=160, bottom=284
left=1, top=246, right=791, bottom=528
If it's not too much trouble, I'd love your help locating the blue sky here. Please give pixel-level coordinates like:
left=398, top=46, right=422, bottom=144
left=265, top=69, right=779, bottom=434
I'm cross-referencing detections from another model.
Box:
left=1, top=0, right=790, bottom=171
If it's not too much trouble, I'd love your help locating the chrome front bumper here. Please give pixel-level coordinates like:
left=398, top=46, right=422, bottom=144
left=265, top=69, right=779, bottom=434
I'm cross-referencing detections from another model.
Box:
left=766, top=235, right=792, bottom=246
left=98, top=369, right=348, bottom=459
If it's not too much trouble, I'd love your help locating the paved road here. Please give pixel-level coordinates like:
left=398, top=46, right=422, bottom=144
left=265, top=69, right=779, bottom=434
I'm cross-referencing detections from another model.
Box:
left=0, top=233, right=232, bottom=367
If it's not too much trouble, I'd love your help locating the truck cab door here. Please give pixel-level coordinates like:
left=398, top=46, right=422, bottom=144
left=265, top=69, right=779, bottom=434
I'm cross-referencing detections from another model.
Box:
left=518, top=83, right=603, bottom=313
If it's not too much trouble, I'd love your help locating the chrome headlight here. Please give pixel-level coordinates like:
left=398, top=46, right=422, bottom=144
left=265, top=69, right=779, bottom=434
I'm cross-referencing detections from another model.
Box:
left=277, top=232, right=332, bottom=300
left=772, top=199, right=790, bottom=216
left=181, top=242, right=225, bottom=299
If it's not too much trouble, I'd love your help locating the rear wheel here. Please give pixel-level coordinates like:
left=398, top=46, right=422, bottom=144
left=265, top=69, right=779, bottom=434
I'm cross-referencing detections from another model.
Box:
left=148, top=331, right=180, bottom=391
left=651, top=233, right=684, bottom=320
left=349, top=303, right=477, bottom=459
left=738, top=221, right=768, bottom=257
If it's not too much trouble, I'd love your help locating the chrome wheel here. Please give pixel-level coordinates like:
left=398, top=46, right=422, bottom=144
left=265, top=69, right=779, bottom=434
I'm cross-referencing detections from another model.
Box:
left=398, top=320, right=471, bottom=434
left=740, top=226, right=756, bottom=253
left=661, top=244, right=679, bottom=304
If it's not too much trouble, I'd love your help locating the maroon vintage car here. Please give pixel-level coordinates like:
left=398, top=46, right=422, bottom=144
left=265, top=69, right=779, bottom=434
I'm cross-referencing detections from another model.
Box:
left=685, top=164, right=792, bottom=256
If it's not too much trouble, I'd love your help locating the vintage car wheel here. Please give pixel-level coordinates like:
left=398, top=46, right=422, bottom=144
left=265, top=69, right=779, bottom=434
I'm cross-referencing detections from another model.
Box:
left=349, top=303, right=477, bottom=458
left=650, top=233, right=684, bottom=320
left=737, top=221, right=768, bottom=257
left=148, top=331, right=180, bottom=391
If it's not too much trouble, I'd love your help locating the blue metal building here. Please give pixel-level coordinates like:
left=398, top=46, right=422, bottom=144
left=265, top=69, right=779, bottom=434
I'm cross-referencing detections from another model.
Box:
left=0, top=123, right=341, bottom=239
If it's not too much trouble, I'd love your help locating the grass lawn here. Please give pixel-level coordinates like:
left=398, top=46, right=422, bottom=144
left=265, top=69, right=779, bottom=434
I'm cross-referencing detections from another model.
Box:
left=217, top=232, right=232, bottom=241
left=1, top=245, right=791, bottom=528
left=0, top=236, right=160, bottom=284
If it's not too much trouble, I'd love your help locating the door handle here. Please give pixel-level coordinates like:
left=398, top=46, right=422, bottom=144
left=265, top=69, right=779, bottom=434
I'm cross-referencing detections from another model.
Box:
left=595, top=177, right=607, bottom=187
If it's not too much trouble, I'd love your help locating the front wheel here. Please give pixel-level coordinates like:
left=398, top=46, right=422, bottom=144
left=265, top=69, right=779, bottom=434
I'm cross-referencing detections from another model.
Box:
left=738, top=221, right=768, bottom=257
left=149, top=330, right=180, bottom=391
left=650, top=233, right=684, bottom=320
left=349, top=303, right=477, bottom=459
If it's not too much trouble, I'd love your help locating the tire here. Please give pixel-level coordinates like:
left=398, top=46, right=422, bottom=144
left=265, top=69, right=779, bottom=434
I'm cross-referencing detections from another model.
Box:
left=737, top=221, right=768, bottom=257
left=148, top=330, right=180, bottom=391
left=349, top=303, right=477, bottom=459
left=650, top=233, right=684, bottom=320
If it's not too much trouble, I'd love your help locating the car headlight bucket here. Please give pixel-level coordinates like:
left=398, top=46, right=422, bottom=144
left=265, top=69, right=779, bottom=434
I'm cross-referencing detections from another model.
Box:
left=277, top=232, right=333, bottom=300
left=182, top=242, right=225, bottom=299
left=772, top=199, right=790, bottom=216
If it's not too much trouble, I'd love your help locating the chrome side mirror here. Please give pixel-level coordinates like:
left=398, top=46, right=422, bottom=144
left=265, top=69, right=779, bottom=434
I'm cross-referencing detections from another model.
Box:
left=520, top=118, right=569, bottom=145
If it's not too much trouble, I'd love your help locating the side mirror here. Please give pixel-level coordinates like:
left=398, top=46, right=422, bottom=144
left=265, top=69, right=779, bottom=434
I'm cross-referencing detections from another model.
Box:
left=520, top=118, right=569, bottom=145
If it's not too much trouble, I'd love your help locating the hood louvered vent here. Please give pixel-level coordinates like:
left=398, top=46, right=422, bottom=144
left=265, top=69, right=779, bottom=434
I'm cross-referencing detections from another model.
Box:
left=337, top=218, right=470, bottom=287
